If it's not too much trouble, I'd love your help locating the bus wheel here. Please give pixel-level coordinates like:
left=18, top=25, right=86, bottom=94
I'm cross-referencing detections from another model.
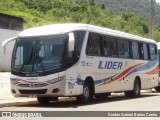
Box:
left=77, top=81, right=93, bottom=104
left=155, top=86, right=160, bottom=92
left=51, top=97, right=58, bottom=101
left=95, top=93, right=110, bottom=100
left=125, top=79, right=141, bottom=98
left=37, top=97, right=50, bottom=104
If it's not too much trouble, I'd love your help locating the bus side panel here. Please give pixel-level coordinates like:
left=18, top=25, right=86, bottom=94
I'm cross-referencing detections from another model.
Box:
left=65, top=65, right=78, bottom=96
left=77, top=56, right=100, bottom=94
left=97, top=58, right=135, bottom=93
left=140, top=61, right=159, bottom=90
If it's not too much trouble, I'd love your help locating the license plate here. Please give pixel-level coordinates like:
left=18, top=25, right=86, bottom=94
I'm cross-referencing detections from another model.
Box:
left=29, top=94, right=37, bottom=98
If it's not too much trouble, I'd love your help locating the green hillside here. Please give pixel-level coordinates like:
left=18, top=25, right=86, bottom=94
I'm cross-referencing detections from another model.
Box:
left=95, top=0, right=160, bottom=26
left=0, top=0, right=160, bottom=41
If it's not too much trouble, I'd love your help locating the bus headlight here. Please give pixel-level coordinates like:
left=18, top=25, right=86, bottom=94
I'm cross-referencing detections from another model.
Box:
left=46, top=75, right=65, bottom=84
left=11, top=79, right=19, bottom=85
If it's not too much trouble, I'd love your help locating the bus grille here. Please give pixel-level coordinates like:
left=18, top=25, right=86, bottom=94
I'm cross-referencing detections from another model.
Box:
left=18, top=83, right=48, bottom=87
left=19, top=89, right=47, bottom=94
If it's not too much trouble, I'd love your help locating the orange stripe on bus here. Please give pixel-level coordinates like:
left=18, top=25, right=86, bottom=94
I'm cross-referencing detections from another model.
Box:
left=98, top=63, right=143, bottom=86
left=145, top=65, right=159, bottom=74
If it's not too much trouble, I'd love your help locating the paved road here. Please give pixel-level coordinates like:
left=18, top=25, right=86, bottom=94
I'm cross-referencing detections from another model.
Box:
left=1, top=92, right=160, bottom=120
left=1, top=92, right=160, bottom=111
left=0, top=72, right=11, bottom=97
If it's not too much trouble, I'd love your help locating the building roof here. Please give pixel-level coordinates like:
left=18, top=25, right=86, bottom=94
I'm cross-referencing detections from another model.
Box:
left=0, top=13, right=23, bottom=21
left=0, top=13, right=23, bottom=30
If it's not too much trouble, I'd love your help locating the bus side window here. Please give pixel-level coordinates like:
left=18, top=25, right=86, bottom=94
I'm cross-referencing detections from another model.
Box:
left=103, top=37, right=111, bottom=56
left=143, top=43, right=149, bottom=60
left=131, top=41, right=139, bottom=59
left=86, top=33, right=101, bottom=56
left=103, top=36, right=117, bottom=57
left=117, top=39, right=130, bottom=58
left=139, top=43, right=144, bottom=59
left=149, top=44, right=157, bottom=60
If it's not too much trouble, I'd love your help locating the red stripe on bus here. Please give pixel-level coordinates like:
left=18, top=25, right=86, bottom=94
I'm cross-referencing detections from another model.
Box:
left=98, top=63, right=143, bottom=86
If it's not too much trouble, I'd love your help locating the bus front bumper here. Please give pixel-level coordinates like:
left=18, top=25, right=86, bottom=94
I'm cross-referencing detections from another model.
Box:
left=11, top=80, right=66, bottom=97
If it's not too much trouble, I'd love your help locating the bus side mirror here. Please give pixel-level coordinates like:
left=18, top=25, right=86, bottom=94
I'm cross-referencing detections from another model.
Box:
left=2, top=37, right=17, bottom=55
left=68, top=32, right=75, bottom=52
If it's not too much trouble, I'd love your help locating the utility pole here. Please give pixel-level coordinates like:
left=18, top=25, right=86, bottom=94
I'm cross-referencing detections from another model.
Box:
left=149, top=0, right=155, bottom=39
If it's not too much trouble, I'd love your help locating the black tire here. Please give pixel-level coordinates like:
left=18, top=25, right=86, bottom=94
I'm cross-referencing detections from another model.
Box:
left=77, top=81, right=93, bottom=104
left=95, top=93, right=110, bottom=100
left=51, top=97, right=58, bottom=101
left=125, top=79, right=141, bottom=98
left=155, top=86, right=160, bottom=92
left=37, top=97, right=50, bottom=104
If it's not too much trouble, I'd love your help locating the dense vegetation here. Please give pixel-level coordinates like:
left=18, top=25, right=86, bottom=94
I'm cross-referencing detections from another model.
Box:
left=95, top=0, right=160, bottom=26
left=0, top=0, right=160, bottom=41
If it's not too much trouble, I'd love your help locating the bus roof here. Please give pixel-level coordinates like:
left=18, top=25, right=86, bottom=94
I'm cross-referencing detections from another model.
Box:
left=18, top=23, right=156, bottom=44
left=18, top=23, right=88, bottom=37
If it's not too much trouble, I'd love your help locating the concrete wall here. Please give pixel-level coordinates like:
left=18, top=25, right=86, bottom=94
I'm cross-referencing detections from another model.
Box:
left=0, top=28, right=21, bottom=71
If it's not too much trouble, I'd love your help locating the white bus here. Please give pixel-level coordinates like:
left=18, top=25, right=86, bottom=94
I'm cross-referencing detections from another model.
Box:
left=2, top=23, right=159, bottom=104
left=155, top=42, right=160, bottom=92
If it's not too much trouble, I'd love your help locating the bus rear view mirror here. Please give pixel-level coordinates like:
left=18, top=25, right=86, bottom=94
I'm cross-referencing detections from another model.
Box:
left=2, top=37, right=17, bottom=55
left=68, top=32, right=75, bottom=52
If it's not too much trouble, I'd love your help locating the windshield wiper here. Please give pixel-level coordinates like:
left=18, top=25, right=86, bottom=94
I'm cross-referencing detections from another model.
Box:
left=19, top=47, right=34, bottom=73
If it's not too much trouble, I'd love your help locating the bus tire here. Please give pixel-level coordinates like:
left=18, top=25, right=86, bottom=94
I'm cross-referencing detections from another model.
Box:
left=37, top=97, right=50, bottom=104
left=125, top=79, right=141, bottom=98
left=155, top=86, right=160, bottom=92
left=77, top=81, right=93, bottom=104
left=51, top=97, right=58, bottom=101
left=95, top=93, right=110, bottom=100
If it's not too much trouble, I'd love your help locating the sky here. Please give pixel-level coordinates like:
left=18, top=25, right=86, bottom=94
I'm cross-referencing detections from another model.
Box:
left=156, top=0, right=160, bottom=3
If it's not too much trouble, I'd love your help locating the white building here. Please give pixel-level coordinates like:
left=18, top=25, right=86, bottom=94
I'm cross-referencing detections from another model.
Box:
left=0, top=13, right=23, bottom=71
left=0, top=28, right=21, bottom=71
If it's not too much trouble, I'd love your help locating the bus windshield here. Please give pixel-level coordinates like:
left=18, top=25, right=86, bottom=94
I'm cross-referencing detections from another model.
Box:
left=12, top=35, right=66, bottom=73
